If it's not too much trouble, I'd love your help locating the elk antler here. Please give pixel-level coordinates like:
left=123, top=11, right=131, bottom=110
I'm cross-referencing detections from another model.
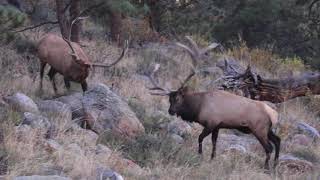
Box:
left=62, top=16, right=89, bottom=61
left=175, top=36, right=220, bottom=66
left=179, top=70, right=196, bottom=89
left=91, top=39, right=129, bottom=68
left=146, top=64, right=171, bottom=96
left=63, top=37, right=80, bottom=61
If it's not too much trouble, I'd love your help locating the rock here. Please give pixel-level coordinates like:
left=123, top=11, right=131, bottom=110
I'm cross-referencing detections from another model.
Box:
left=37, top=100, right=72, bottom=128
left=45, top=139, right=62, bottom=153
left=55, top=93, right=84, bottom=122
left=34, top=163, right=64, bottom=176
left=223, top=144, right=247, bottom=154
left=3, top=93, right=39, bottom=114
left=72, top=128, right=99, bottom=147
left=169, top=134, right=184, bottom=144
left=216, top=134, right=259, bottom=154
left=291, top=134, right=313, bottom=146
left=95, top=144, right=112, bottom=156
left=167, top=119, right=192, bottom=138
left=278, top=154, right=314, bottom=174
left=22, top=112, right=51, bottom=130
left=65, top=143, right=84, bottom=155
left=13, top=175, right=71, bottom=180
left=82, top=83, right=144, bottom=138
left=96, top=167, right=124, bottom=180
left=296, top=122, right=320, bottom=140
left=113, top=158, right=144, bottom=176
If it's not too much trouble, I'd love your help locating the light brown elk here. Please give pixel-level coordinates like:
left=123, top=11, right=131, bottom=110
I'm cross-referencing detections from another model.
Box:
left=147, top=37, right=281, bottom=170
left=37, top=33, right=128, bottom=92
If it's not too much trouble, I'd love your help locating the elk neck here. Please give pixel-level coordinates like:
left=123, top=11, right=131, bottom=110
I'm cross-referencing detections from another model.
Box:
left=177, top=93, right=203, bottom=123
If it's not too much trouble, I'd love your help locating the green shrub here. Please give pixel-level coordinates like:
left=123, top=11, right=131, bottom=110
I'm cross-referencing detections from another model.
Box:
left=0, top=5, right=27, bottom=43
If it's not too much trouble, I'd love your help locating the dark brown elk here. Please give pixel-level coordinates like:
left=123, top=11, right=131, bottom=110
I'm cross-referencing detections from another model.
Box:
left=37, top=33, right=128, bottom=92
left=147, top=38, right=281, bottom=170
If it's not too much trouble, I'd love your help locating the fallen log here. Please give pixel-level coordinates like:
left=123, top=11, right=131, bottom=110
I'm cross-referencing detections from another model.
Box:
left=217, top=59, right=320, bottom=103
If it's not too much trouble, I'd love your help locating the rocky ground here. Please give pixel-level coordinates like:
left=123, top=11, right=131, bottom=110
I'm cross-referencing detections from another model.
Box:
left=0, top=30, right=319, bottom=179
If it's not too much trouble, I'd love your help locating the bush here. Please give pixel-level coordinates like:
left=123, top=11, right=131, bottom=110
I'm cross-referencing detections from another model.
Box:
left=0, top=5, right=27, bottom=43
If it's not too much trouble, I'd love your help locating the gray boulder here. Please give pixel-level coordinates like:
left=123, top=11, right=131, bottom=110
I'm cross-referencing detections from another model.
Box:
left=167, top=119, right=192, bottom=138
left=37, top=100, right=72, bottom=129
left=96, top=167, right=124, bottom=180
left=22, top=112, right=51, bottom=130
left=95, top=144, right=112, bottom=156
left=13, top=175, right=70, bottom=180
left=291, top=134, right=313, bottom=146
left=21, top=112, right=52, bottom=138
left=296, top=122, right=320, bottom=140
left=82, top=84, right=144, bottom=137
left=3, top=93, right=39, bottom=114
left=55, top=93, right=84, bottom=123
left=44, top=139, right=62, bottom=153
left=223, top=144, right=247, bottom=154
left=169, top=134, right=184, bottom=144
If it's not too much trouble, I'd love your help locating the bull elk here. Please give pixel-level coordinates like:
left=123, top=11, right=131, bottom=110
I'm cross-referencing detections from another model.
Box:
left=37, top=33, right=128, bottom=92
left=147, top=37, right=281, bottom=170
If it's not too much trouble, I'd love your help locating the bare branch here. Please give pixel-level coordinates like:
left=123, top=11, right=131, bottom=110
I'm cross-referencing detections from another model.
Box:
left=79, top=2, right=106, bottom=17
left=10, top=21, right=59, bottom=33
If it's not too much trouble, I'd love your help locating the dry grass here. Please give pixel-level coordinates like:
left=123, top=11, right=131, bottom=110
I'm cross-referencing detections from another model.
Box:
left=226, top=40, right=307, bottom=78
left=0, top=30, right=319, bottom=179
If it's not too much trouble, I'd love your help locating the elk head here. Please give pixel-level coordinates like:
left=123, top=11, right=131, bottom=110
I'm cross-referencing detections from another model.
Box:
left=146, top=36, right=220, bottom=115
left=146, top=63, right=196, bottom=116
left=62, top=16, right=129, bottom=71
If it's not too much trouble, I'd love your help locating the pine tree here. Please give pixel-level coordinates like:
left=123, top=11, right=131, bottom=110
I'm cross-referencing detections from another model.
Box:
left=0, top=5, right=26, bottom=42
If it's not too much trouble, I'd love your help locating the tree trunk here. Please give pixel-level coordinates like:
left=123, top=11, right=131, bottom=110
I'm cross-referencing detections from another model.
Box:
left=55, top=0, right=69, bottom=38
left=218, top=59, right=320, bottom=103
left=70, top=0, right=81, bottom=43
left=256, top=74, right=320, bottom=103
left=108, top=10, right=122, bottom=44
left=147, top=0, right=161, bottom=32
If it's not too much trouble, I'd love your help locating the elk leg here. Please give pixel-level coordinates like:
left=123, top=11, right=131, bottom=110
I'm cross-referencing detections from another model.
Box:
left=255, top=133, right=273, bottom=170
left=268, top=130, right=281, bottom=168
left=198, top=128, right=211, bottom=154
left=211, top=129, right=219, bottom=159
left=64, top=78, right=71, bottom=90
left=48, top=68, right=58, bottom=93
left=81, top=81, right=88, bottom=92
left=39, top=62, right=46, bottom=90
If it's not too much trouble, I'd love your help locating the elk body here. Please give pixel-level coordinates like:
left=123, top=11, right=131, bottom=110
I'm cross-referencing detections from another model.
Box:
left=148, top=36, right=281, bottom=169
left=37, top=33, right=127, bottom=92
left=168, top=87, right=280, bottom=169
